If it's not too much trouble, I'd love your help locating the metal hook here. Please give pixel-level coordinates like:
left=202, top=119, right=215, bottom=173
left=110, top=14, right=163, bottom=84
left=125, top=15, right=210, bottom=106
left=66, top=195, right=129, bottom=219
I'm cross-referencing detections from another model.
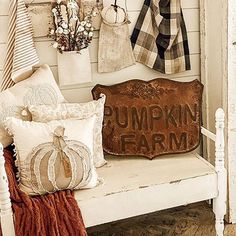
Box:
left=26, top=0, right=35, bottom=8
left=111, top=0, right=118, bottom=12
left=28, top=0, right=36, bottom=5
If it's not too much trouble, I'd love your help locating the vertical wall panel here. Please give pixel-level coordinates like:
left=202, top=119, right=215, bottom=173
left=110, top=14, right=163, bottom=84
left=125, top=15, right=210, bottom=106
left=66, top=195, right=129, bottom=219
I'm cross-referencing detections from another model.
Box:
left=227, top=0, right=236, bottom=224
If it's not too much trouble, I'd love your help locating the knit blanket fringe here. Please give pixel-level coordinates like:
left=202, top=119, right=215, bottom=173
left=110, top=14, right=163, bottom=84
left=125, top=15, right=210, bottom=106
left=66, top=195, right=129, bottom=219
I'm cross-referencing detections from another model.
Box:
left=0, top=147, right=87, bottom=236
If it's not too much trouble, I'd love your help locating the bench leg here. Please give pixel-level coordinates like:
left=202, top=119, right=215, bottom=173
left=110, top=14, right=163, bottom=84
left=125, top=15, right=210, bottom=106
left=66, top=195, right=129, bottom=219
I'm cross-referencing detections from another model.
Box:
left=213, top=170, right=226, bottom=236
left=213, top=187, right=226, bottom=236
left=213, top=108, right=226, bottom=236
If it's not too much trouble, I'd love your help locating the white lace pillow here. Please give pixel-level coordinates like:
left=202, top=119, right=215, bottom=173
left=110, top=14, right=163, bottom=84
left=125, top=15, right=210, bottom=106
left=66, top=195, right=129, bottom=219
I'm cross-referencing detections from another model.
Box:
left=28, top=95, right=106, bottom=168
left=0, top=64, right=66, bottom=148
left=5, top=116, right=98, bottom=196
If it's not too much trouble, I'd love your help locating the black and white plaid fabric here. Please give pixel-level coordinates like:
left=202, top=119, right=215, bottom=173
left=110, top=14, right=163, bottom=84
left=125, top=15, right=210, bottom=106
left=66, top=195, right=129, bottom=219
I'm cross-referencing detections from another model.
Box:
left=131, top=0, right=191, bottom=74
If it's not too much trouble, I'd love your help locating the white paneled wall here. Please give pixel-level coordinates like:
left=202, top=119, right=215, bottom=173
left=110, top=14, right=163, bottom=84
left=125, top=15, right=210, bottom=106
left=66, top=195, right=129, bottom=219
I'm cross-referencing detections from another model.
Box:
left=0, top=0, right=200, bottom=102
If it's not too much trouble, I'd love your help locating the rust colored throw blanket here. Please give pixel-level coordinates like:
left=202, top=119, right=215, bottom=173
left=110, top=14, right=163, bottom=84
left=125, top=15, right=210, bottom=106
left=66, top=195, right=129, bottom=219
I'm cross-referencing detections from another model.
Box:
left=0, top=147, right=87, bottom=236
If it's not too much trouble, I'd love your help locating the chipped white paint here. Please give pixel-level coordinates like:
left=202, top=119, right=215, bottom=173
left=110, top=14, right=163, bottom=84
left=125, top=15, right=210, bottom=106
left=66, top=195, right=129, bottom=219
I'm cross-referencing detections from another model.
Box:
left=201, top=127, right=216, bottom=142
left=78, top=171, right=218, bottom=228
left=0, top=144, right=15, bottom=236
left=213, top=109, right=227, bottom=236
left=201, top=0, right=236, bottom=224
left=199, top=0, right=209, bottom=161
left=199, top=0, right=234, bottom=225
left=199, top=0, right=227, bottom=165
left=0, top=110, right=226, bottom=235
left=227, top=0, right=236, bottom=224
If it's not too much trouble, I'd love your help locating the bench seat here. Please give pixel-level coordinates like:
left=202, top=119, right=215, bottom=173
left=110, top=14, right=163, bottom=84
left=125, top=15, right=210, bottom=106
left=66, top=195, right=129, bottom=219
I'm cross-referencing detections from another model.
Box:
left=75, top=153, right=218, bottom=228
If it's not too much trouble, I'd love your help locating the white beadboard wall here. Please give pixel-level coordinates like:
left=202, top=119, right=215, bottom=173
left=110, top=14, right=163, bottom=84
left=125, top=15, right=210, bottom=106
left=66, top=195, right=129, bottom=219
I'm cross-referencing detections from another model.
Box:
left=0, top=0, right=200, bottom=102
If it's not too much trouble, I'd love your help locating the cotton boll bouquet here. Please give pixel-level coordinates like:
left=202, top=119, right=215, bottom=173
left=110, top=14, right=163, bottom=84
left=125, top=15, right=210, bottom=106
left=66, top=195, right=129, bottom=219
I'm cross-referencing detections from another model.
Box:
left=49, top=0, right=97, bottom=53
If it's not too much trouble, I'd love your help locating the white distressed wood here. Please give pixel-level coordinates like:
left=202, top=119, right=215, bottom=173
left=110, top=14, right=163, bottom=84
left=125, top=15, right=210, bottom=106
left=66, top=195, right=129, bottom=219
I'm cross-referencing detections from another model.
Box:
left=227, top=0, right=236, bottom=223
left=199, top=0, right=209, bottom=163
left=32, top=31, right=200, bottom=69
left=78, top=174, right=218, bottom=228
left=1, top=0, right=219, bottom=233
left=201, top=0, right=236, bottom=223
left=30, top=52, right=199, bottom=94
left=0, top=16, right=8, bottom=43
left=77, top=153, right=216, bottom=201
left=29, top=7, right=200, bottom=39
left=201, top=127, right=216, bottom=142
left=60, top=54, right=199, bottom=89
left=22, top=0, right=199, bottom=13
left=0, top=144, right=15, bottom=236
left=75, top=110, right=225, bottom=231
left=103, top=0, right=199, bottom=11
left=213, top=109, right=227, bottom=236
left=0, top=0, right=9, bottom=16
left=0, top=2, right=200, bottom=41
left=0, top=70, right=200, bottom=100
left=61, top=76, right=201, bottom=103
left=36, top=53, right=199, bottom=89
left=0, top=111, right=226, bottom=234
left=75, top=153, right=218, bottom=227
left=93, top=51, right=198, bottom=79
left=0, top=1, right=200, bottom=104
left=0, top=44, right=6, bottom=70
left=200, top=0, right=227, bottom=167
left=0, top=71, right=2, bottom=84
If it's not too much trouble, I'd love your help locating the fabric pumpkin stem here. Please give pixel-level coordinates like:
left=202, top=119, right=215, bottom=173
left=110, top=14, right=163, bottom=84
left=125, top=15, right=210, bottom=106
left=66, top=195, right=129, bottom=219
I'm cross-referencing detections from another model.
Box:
left=53, top=126, right=72, bottom=178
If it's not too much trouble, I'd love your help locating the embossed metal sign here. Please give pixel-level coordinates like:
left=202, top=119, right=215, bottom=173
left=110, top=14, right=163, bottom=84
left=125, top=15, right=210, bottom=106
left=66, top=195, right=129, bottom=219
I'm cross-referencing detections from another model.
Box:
left=92, top=79, right=203, bottom=159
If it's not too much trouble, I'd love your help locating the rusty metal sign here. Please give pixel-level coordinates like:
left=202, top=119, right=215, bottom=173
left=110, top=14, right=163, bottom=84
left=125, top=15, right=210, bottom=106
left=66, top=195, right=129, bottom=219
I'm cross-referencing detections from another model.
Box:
left=92, top=79, right=203, bottom=159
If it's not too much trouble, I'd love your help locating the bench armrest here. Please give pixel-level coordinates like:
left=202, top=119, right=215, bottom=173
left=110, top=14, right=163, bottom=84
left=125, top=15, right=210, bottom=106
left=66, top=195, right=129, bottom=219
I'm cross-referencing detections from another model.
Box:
left=201, top=108, right=225, bottom=143
left=201, top=108, right=225, bottom=169
left=201, top=127, right=216, bottom=141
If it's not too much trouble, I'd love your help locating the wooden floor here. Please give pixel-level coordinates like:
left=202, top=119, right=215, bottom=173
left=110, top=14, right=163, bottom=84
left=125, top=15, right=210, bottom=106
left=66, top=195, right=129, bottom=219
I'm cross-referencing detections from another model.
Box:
left=87, top=202, right=236, bottom=236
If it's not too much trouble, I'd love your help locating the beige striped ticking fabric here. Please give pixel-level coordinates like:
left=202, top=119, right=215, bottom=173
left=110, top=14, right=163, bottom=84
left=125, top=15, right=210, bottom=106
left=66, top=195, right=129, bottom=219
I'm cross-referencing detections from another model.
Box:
left=1, top=0, right=39, bottom=91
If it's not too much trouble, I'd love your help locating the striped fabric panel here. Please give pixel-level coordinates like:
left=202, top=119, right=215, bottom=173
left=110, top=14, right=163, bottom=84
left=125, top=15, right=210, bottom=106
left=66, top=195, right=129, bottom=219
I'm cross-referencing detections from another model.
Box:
left=1, top=0, right=39, bottom=91
left=1, top=0, right=17, bottom=90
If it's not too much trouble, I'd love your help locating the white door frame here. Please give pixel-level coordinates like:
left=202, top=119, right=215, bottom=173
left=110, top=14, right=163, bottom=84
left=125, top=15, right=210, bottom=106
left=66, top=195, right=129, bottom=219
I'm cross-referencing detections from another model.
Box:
left=226, top=0, right=236, bottom=224
left=200, top=0, right=236, bottom=223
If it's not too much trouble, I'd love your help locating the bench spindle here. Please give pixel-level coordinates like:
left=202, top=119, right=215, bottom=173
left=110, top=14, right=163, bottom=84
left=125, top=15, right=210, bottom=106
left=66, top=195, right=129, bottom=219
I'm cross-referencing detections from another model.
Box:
left=0, top=144, right=15, bottom=236
left=213, top=108, right=227, bottom=236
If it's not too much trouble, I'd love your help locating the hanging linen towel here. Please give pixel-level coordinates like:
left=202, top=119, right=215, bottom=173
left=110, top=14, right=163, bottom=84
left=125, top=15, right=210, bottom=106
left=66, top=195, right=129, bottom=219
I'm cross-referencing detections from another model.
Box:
left=1, top=0, right=39, bottom=91
left=131, top=0, right=191, bottom=74
left=98, top=6, right=135, bottom=73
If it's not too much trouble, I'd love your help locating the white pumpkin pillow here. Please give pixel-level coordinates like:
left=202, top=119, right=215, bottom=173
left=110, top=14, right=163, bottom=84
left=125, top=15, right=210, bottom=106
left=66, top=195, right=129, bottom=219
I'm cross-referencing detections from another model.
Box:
left=28, top=95, right=106, bottom=168
left=0, top=64, right=66, bottom=148
left=5, top=116, right=98, bottom=196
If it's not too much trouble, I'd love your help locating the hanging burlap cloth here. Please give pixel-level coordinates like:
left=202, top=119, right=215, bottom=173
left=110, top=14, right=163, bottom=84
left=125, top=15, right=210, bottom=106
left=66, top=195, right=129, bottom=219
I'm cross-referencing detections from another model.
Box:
left=98, top=6, right=135, bottom=73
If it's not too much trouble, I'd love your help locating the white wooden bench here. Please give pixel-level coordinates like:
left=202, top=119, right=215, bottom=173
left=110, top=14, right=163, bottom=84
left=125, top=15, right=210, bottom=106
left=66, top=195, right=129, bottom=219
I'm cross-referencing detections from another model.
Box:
left=0, top=108, right=227, bottom=236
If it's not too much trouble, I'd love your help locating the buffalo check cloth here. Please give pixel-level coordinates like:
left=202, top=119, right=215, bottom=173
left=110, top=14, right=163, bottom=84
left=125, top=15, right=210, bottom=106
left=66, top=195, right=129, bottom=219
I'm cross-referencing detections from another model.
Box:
left=131, top=0, right=191, bottom=74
